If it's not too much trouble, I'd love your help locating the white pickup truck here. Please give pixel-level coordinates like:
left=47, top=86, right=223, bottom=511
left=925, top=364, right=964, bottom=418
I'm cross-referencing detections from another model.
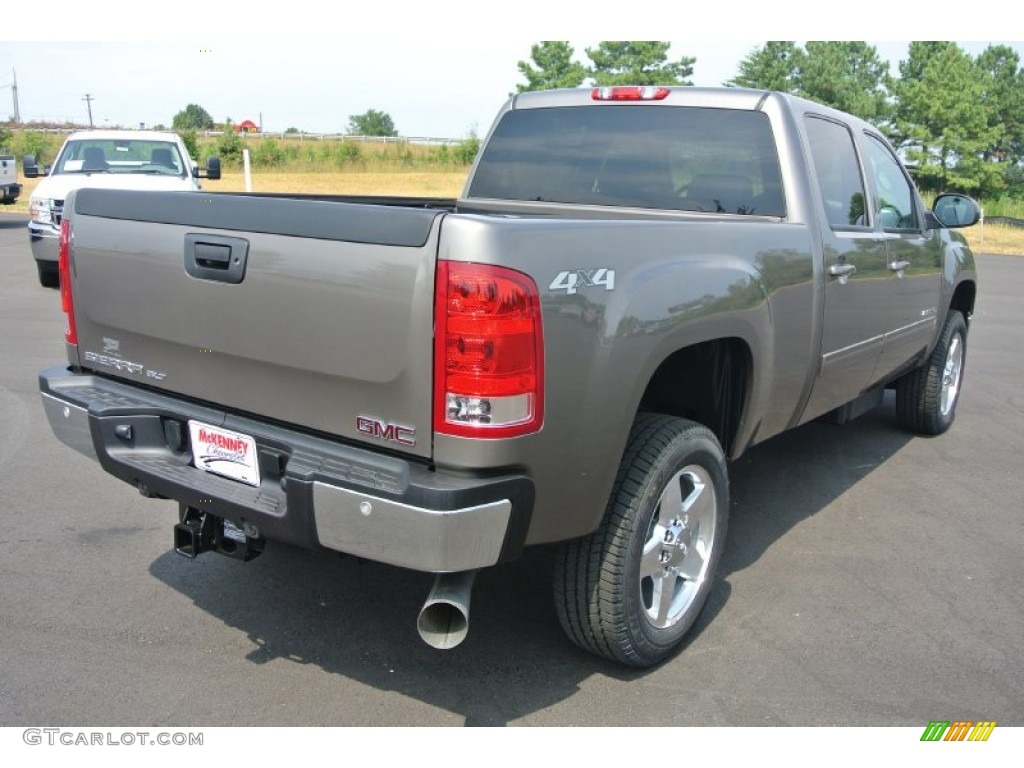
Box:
left=25, top=129, right=220, bottom=286
left=1, top=154, right=21, bottom=206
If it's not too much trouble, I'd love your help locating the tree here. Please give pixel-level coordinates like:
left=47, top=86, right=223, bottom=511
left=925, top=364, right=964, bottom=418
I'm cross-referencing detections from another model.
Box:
left=347, top=109, right=397, bottom=137
left=172, top=103, right=214, bottom=131
left=892, top=42, right=1000, bottom=195
left=727, top=42, right=890, bottom=123
left=586, top=41, right=695, bottom=86
left=975, top=45, right=1024, bottom=165
left=516, top=41, right=587, bottom=92
left=727, top=41, right=802, bottom=91
left=0, top=123, right=11, bottom=152
left=177, top=128, right=199, bottom=162
left=897, top=41, right=953, bottom=84
left=216, top=117, right=243, bottom=163
left=796, top=42, right=891, bottom=122
left=884, top=42, right=959, bottom=155
left=455, top=126, right=480, bottom=164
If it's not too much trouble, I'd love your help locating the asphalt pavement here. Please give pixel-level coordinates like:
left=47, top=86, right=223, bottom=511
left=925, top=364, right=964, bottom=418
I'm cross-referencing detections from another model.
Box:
left=0, top=211, right=1021, bottom=727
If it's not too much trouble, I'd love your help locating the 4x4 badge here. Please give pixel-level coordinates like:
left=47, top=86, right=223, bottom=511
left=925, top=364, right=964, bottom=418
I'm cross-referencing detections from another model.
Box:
left=549, top=268, right=615, bottom=295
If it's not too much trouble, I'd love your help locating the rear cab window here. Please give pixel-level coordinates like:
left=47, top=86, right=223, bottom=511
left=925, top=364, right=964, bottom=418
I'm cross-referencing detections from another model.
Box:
left=468, top=105, right=786, bottom=217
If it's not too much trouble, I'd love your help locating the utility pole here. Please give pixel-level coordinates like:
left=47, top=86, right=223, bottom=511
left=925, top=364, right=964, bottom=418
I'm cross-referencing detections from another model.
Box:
left=82, top=93, right=95, bottom=128
left=11, top=69, right=19, bottom=124
left=1, top=69, right=19, bottom=123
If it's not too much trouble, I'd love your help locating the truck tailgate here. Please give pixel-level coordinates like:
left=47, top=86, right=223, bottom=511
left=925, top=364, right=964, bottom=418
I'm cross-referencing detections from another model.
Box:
left=66, top=189, right=441, bottom=459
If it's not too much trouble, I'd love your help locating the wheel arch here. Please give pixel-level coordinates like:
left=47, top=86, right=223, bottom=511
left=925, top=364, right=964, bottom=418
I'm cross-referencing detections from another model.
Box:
left=949, top=279, right=976, bottom=327
left=636, top=337, right=753, bottom=458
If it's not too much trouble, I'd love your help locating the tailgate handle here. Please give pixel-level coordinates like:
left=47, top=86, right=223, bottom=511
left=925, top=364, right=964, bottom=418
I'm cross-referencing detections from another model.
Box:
left=195, top=242, right=231, bottom=269
left=184, top=233, right=249, bottom=284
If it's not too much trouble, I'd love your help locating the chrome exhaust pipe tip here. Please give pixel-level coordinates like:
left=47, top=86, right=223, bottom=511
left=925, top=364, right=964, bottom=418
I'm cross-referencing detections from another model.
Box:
left=417, top=570, right=477, bottom=650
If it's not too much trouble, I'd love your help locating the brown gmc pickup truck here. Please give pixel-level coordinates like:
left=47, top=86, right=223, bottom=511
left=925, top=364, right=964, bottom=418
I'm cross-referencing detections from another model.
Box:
left=40, top=86, right=980, bottom=666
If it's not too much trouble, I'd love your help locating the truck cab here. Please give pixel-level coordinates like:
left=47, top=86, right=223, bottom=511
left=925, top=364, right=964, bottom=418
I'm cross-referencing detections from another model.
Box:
left=25, top=129, right=220, bottom=286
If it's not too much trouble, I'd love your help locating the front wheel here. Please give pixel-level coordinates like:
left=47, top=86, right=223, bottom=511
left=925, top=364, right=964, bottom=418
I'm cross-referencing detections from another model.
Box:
left=895, top=309, right=967, bottom=435
left=554, top=414, right=729, bottom=667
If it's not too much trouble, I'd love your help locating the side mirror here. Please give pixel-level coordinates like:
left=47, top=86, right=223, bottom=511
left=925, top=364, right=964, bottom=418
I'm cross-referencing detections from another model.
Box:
left=198, top=156, right=221, bottom=180
left=878, top=204, right=903, bottom=229
left=23, top=154, right=39, bottom=178
left=930, top=193, right=981, bottom=229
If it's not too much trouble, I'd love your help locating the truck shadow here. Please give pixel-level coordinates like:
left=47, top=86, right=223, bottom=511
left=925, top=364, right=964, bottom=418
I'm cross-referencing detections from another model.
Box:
left=0, top=213, right=28, bottom=229
left=722, top=392, right=914, bottom=576
left=147, top=395, right=914, bottom=726
left=149, top=543, right=608, bottom=726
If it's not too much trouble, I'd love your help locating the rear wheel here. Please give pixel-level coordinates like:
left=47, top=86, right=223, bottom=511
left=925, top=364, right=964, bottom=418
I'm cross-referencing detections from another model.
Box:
left=554, top=414, right=729, bottom=667
left=895, top=309, right=967, bottom=435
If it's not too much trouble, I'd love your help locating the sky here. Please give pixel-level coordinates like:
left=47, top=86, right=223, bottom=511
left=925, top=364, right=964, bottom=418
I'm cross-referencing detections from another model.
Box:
left=2, top=4, right=1020, bottom=139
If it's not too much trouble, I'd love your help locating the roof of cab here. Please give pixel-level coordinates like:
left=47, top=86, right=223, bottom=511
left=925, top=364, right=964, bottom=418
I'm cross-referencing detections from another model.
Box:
left=62, top=130, right=185, bottom=143
left=510, top=86, right=773, bottom=112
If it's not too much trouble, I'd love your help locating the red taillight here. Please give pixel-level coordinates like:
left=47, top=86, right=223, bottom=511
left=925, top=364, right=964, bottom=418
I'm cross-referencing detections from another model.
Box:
left=58, top=218, right=77, bottom=345
left=591, top=86, right=670, bottom=101
left=434, top=261, right=544, bottom=438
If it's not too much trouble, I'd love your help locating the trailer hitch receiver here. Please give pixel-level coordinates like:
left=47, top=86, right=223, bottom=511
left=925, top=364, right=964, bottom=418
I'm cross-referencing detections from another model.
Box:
left=174, top=505, right=265, bottom=561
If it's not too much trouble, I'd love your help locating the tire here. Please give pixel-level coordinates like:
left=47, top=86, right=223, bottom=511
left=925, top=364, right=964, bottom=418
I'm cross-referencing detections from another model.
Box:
left=895, top=309, right=967, bottom=435
left=37, top=261, right=59, bottom=288
left=554, top=414, right=729, bottom=667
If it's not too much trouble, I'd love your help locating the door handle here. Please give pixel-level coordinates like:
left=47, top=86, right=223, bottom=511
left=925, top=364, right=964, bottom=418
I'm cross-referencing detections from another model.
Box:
left=829, top=263, right=857, bottom=276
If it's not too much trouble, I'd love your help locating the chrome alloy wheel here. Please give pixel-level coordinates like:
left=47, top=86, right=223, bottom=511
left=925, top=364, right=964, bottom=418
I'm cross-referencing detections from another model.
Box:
left=554, top=415, right=728, bottom=666
left=639, top=465, right=717, bottom=629
left=940, top=333, right=963, bottom=417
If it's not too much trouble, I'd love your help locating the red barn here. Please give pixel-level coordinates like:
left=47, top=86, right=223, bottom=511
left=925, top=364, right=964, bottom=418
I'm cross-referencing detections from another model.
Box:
left=233, top=120, right=259, bottom=133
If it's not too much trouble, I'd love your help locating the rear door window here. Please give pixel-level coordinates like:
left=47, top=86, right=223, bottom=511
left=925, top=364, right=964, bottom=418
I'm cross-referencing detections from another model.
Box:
left=804, top=116, right=869, bottom=230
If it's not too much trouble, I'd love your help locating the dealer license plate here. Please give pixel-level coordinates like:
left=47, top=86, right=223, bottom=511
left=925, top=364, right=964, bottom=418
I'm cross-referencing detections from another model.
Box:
left=188, top=420, right=261, bottom=487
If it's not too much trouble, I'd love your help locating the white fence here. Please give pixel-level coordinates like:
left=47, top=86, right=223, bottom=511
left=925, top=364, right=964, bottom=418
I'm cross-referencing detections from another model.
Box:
left=15, top=127, right=463, bottom=146
left=210, top=132, right=464, bottom=146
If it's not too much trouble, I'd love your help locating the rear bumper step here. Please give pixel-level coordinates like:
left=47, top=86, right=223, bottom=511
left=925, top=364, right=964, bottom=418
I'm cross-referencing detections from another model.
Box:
left=40, top=366, right=534, bottom=572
